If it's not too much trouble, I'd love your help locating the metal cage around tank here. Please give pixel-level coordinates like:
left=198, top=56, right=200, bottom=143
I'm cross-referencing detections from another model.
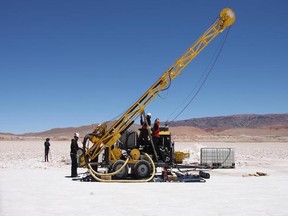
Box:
left=200, top=148, right=235, bottom=168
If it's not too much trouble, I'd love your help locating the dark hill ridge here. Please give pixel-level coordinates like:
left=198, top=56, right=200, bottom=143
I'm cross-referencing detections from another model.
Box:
left=1, top=113, right=288, bottom=141
left=169, top=113, right=288, bottom=129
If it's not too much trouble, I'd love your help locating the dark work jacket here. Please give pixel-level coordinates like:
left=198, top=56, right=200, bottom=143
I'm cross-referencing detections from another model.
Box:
left=44, top=141, right=50, bottom=151
left=140, top=116, right=151, bottom=129
left=70, top=138, right=79, bottom=154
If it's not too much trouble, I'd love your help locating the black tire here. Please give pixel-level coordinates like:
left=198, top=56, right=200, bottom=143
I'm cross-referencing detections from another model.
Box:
left=112, top=160, right=128, bottom=179
left=134, top=160, right=151, bottom=179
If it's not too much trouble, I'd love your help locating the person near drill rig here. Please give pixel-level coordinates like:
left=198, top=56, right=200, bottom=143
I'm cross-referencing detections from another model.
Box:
left=70, top=133, right=79, bottom=177
left=139, top=113, right=152, bottom=148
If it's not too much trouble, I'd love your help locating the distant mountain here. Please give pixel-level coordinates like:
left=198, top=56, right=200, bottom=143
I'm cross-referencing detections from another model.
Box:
left=22, top=125, right=94, bottom=140
left=169, top=113, right=288, bottom=129
left=19, top=122, right=140, bottom=139
left=1, top=113, right=288, bottom=141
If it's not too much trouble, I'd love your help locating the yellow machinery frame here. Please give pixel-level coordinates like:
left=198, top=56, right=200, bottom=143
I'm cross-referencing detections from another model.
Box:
left=82, top=8, right=236, bottom=180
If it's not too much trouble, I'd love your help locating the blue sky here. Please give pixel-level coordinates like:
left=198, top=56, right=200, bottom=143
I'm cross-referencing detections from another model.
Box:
left=1, top=0, right=288, bottom=134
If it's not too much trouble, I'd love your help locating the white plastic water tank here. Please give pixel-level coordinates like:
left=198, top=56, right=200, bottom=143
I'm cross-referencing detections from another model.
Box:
left=200, top=148, right=235, bottom=168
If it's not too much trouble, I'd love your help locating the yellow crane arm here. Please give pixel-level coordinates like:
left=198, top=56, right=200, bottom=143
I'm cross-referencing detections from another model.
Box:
left=85, top=8, right=235, bottom=158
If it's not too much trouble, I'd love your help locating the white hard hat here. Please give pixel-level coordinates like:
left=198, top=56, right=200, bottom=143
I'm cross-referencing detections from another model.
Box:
left=147, top=113, right=152, bottom=117
left=74, top=133, right=79, bottom=138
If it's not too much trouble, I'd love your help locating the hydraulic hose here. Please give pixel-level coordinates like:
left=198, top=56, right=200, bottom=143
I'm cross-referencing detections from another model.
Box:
left=87, top=157, right=129, bottom=177
left=87, top=153, right=156, bottom=183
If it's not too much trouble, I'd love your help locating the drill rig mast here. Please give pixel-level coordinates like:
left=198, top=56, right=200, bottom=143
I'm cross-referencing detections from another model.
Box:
left=80, top=8, right=235, bottom=182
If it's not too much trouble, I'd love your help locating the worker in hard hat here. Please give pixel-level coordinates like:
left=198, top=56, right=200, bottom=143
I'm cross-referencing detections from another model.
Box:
left=140, top=112, right=152, bottom=127
left=70, top=132, right=80, bottom=177
left=139, top=112, right=152, bottom=148
left=152, top=118, right=160, bottom=145
left=152, top=118, right=165, bottom=161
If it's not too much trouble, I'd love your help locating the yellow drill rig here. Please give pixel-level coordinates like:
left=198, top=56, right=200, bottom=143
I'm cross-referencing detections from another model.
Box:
left=78, top=8, right=235, bottom=182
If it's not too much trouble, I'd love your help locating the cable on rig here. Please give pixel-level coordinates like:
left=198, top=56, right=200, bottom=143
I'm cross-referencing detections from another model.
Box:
left=166, top=26, right=232, bottom=124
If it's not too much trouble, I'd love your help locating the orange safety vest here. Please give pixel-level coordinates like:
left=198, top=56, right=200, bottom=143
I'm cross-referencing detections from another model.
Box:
left=152, top=121, right=160, bottom=138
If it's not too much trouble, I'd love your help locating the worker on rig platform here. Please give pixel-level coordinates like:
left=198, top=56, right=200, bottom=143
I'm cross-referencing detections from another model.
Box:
left=139, top=112, right=152, bottom=147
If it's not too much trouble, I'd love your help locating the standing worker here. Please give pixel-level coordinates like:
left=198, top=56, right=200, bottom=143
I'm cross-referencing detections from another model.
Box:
left=70, top=133, right=79, bottom=177
left=44, top=138, right=50, bottom=162
left=152, top=118, right=160, bottom=146
left=139, top=112, right=152, bottom=146
left=152, top=118, right=163, bottom=160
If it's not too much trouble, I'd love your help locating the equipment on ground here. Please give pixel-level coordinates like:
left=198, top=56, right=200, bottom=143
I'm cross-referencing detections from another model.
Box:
left=78, top=8, right=235, bottom=182
left=200, top=148, right=235, bottom=168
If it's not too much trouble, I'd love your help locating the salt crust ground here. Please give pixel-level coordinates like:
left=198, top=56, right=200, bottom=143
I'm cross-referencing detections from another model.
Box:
left=0, top=141, right=288, bottom=216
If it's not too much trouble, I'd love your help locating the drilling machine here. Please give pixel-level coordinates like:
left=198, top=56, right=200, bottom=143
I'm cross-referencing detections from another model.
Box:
left=78, top=8, right=235, bottom=182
